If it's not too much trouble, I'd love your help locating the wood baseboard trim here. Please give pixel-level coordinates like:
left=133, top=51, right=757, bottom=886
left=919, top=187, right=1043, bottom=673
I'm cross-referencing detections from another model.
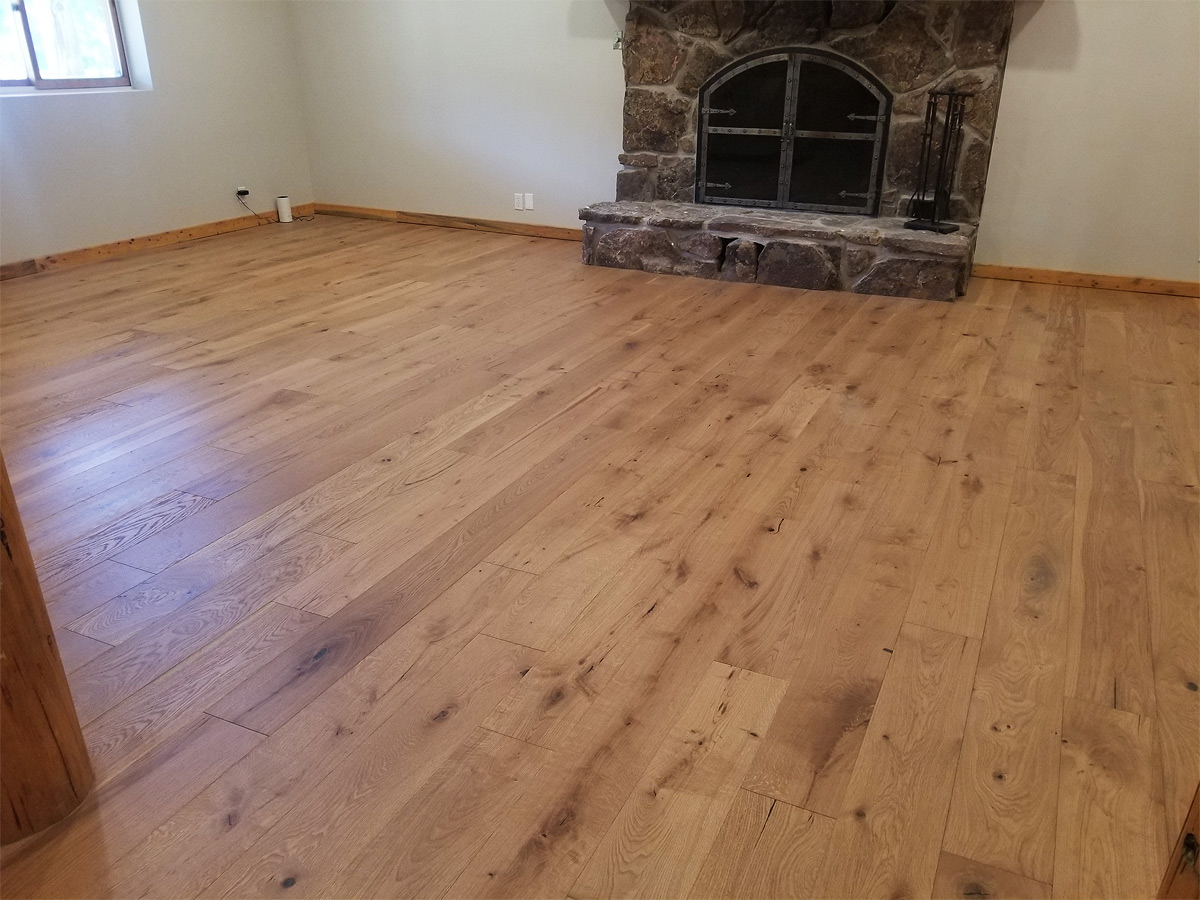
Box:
left=7, top=210, right=1191, bottom=300
left=972, top=263, right=1199, bottom=298
left=313, top=203, right=583, bottom=242
left=0, top=204, right=317, bottom=282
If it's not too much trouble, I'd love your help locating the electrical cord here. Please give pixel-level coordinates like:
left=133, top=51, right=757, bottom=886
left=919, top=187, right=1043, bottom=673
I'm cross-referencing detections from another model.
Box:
left=237, top=194, right=315, bottom=223
left=237, top=194, right=271, bottom=224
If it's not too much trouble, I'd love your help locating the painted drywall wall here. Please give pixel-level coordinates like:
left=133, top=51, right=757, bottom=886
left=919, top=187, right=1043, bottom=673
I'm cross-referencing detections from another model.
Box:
left=287, top=0, right=625, bottom=233
left=291, top=0, right=1197, bottom=283
left=4, top=0, right=1196, bottom=282
left=976, top=0, right=1200, bottom=281
left=0, top=0, right=313, bottom=265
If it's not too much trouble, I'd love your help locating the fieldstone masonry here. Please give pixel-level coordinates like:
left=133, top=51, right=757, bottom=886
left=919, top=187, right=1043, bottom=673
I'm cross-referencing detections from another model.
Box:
left=582, top=1, right=1013, bottom=301
left=615, top=0, right=1014, bottom=223
left=581, top=201, right=974, bottom=301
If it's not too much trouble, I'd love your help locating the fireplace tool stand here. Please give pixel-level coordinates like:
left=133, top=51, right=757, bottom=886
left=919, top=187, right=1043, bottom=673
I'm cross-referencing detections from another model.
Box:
left=904, top=88, right=972, bottom=234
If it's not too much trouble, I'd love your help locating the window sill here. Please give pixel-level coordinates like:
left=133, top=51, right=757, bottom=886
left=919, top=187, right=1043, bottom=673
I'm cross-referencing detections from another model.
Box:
left=0, top=84, right=147, bottom=98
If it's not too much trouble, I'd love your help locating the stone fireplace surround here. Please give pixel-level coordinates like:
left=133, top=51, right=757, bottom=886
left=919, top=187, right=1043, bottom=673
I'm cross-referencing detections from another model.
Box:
left=580, top=0, right=1015, bottom=301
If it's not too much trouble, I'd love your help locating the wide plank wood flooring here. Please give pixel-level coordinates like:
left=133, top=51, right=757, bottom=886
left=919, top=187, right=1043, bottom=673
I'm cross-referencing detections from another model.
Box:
left=1, top=216, right=1196, bottom=899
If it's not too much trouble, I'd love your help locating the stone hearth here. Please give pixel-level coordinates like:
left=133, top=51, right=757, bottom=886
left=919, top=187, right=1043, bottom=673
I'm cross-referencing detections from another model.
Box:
left=581, top=0, right=1013, bottom=301
left=581, top=200, right=975, bottom=301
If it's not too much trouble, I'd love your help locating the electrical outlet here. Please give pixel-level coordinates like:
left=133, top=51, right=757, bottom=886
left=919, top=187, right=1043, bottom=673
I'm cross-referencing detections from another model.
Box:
left=513, top=192, right=524, bottom=211
left=524, top=193, right=534, bottom=210
left=236, top=186, right=249, bottom=197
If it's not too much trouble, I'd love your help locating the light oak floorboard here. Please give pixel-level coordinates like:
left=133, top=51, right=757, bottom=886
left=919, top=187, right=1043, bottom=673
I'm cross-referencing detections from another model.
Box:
left=932, top=852, right=1052, bottom=900
left=941, top=469, right=1076, bottom=883
left=1054, top=699, right=1166, bottom=899
left=817, top=622, right=981, bottom=900
left=569, top=661, right=786, bottom=899
left=687, top=790, right=833, bottom=900
left=0, top=218, right=1193, bottom=900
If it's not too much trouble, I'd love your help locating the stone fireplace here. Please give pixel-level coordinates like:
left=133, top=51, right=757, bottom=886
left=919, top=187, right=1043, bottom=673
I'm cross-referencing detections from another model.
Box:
left=580, top=0, right=1015, bottom=301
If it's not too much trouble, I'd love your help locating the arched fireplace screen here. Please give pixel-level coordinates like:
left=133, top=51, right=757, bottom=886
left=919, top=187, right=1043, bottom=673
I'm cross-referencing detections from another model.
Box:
left=696, top=48, right=891, bottom=216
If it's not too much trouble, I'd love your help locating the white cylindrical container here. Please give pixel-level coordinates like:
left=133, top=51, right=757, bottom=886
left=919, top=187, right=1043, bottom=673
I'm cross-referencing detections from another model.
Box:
left=276, top=196, right=293, bottom=223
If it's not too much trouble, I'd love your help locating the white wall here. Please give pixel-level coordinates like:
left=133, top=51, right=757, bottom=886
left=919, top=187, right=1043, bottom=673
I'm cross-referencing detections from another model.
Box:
left=287, top=0, right=625, bottom=232
left=0, top=0, right=313, bottom=264
left=289, top=0, right=1197, bottom=282
left=976, top=0, right=1200, bottom=281
left=3, top=0, right=1196, bottom=283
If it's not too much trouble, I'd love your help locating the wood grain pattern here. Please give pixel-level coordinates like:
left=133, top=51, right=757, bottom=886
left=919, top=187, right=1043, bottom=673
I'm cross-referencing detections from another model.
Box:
left=864, top=397, right=972, bottom=549
left=1131, top=381, right=1200, bottom=487
left=344, top=727, right=554, bottom=899
left=688, top=790, right=833, bottom=900
left=0, top=453, right=95, bottom=844
left=53, top=628, right=112, bottom=674
left=203, top=634, right=540, bottom=898
left=27, top=445, right=241, bottom=557
left=447, top=508, right=766, bottom=900
left=818, top=623, right=981, bottom=900
left=932, top=851, right=1052, bottom=900
left=570, top=661, right=786, bottom=899
left=1068, top=421, right=1157, bottom=716
left=37, top=489, right=214, bottom=586
left=942, top=469, right=1076, bottom=882
left=1158, top=783, right=1199, bottom=900
left=0, top=714, right=261, bottom=897
left=206, top=427, right=621, bottom=735
left=982, top=293, right=1048, bottom=403
left=67, top=530, right=348, bottom=723
left=1055, top=699, right=1166, bottom=899
left=1139, top=480, right=1200, bottom=848
left=906, top=463, right=1013, bottom=638
left=716, top=479, right=880, bottom=679
left=743, top=540, right=921, bottom=816
left=1064, top=309, right=1158, bottom=717
left=82, top=601, right=325, bottom=781
left=106, top=564, right=534, bottom=900
left=0, top=217, right=1194, bottom=898
left=1020, top=287, right=1083, bottom=477
left=480, top=547, right=690, bottom=752
left=41, top=559, right=153, bottom=629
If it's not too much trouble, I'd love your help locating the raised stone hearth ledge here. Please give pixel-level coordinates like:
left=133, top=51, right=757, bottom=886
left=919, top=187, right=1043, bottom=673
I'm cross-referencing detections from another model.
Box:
left=581, top=201, right=976, bottom=302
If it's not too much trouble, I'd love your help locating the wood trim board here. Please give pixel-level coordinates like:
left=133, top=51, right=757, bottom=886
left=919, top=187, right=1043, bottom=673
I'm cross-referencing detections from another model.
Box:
left=971, top=263, right=1199, bottom=298
left=3, top=204, right=1195, bottom=300
left=312, top=204, right=583, bottom=242
left=0, top=204, right=317, bottom=281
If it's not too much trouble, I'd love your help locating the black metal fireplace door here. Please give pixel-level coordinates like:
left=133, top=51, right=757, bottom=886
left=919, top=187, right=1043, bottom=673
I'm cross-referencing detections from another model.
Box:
left=697, top=48, right=891, bottom=216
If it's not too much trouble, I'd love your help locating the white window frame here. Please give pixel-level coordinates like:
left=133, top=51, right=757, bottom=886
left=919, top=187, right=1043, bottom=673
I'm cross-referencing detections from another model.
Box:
left=2, top=0, right=132, bottom=91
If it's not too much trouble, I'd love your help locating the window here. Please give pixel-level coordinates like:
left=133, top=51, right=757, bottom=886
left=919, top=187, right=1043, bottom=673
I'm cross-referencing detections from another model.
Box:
left=1, top=0, right=130, bottom=90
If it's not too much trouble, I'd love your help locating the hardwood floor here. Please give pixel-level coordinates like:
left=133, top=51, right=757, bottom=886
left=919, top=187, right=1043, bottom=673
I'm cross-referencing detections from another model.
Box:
left=0, top=216, right=1196, bottom=899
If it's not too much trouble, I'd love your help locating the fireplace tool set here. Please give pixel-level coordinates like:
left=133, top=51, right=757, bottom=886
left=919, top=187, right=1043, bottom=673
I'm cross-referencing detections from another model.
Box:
left=904, top=87, right=973, bottom=234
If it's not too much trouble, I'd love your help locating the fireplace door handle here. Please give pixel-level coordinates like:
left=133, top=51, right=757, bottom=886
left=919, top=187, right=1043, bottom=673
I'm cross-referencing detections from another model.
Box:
left=702, top=107, right=736, bottom=116
left=705, top=182, right=732, bottom=190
